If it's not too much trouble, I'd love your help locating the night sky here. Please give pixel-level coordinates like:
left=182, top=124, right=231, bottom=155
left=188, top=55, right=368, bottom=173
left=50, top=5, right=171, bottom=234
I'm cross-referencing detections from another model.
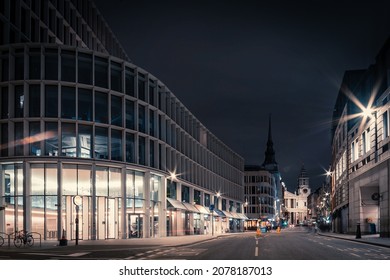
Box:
left=94, top=0, right=390, bottom=191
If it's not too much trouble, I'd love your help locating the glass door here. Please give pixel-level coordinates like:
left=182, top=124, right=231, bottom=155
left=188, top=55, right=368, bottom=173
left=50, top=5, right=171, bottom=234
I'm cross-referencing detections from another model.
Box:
left=128, top=214, right=142, bottom=238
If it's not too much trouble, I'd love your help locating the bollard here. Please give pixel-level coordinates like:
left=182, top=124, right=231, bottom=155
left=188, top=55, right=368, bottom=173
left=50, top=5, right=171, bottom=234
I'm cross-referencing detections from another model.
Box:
left=355, top=222, right=361, bottom=239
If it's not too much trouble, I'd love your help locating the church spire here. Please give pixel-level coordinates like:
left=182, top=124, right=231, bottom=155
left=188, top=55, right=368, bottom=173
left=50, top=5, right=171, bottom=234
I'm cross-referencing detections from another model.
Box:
left=263, top=114, right=277, bottom=167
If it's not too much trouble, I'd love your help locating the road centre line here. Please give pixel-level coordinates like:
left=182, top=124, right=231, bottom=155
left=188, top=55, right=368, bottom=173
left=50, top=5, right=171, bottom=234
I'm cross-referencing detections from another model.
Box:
left=255, top=246, right=258, bottom=257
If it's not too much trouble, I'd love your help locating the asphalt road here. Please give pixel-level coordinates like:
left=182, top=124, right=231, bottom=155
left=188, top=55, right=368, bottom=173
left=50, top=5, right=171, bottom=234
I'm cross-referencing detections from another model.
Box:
left=1, top=227, right=389, bottom=260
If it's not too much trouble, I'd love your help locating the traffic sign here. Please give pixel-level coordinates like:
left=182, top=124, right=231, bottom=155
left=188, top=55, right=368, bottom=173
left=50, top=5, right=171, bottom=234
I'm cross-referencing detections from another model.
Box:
left=209, top=204, right=215, bottom=211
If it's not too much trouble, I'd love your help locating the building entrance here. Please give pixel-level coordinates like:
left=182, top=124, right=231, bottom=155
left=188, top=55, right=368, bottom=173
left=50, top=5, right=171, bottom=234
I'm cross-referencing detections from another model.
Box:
left=128, top=214, right=142, bottom=238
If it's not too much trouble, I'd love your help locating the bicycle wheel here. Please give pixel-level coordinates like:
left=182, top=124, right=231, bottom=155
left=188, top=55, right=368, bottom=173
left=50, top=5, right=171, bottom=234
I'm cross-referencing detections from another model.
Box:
left=26, top=236, right=34, bottom=247
left=0, top=236, right=4, bottom=247
left=14, top=237, right=22, bottom=248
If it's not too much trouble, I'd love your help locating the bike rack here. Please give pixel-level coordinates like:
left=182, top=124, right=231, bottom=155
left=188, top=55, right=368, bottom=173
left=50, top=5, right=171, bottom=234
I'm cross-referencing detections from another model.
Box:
left=6, top=231, right=42, bottom=248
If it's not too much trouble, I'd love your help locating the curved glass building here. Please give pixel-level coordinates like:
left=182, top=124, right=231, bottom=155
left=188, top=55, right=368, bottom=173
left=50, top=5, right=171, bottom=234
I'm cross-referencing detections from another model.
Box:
left=0, top=0, right=245, bottom=241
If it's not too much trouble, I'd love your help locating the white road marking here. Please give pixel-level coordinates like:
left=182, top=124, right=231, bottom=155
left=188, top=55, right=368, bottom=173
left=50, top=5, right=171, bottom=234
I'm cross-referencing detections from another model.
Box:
left=67, top=252, right=90, bottom=257
left=255, top=247, right=258, bottom=257
left=350, top=253, right=361, bottom=258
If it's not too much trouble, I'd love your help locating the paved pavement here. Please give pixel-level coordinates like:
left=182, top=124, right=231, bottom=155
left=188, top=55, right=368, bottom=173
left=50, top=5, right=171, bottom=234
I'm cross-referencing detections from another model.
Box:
left=317, top=230, right=390, bottom=248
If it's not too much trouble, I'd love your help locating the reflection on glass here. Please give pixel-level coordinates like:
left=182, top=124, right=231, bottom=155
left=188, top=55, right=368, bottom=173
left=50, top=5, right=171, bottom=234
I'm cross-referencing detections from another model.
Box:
left=134, top=171, right=144, bottom=199
left=78, top=124, right=92, bottom=158
left=14, top=85, right=24, bottom=118
left=45, top=122, right=58, bottom=156
left=1, top=123, right=8, bottom=156
left=95, top=127, right=108, bottom=159
left=111, top=129, right=122, bottom=161
left=61, top=123, right=76, bottom=157
left=126, top=170, right=134, bottom=197
left=29, top=122, right=41, bottom=156
left=14, top=122, right=23, bottom=156
left=111, top=95, right=122, bottom=126
left=138, top=104, right=145, bottom=133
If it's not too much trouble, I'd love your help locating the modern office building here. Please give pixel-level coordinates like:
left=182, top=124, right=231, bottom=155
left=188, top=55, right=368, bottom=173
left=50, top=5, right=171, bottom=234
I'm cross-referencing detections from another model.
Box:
left=0, top=0, right=245, bottom=241
left=331, top=37, right=390, bottom=237
left=243, top=117, right=281, bottom=229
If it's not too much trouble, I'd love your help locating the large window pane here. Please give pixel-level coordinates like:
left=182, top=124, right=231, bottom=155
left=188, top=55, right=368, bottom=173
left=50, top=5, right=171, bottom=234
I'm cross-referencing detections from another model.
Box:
left=138, top=104, right=145, bottom=133
left=61, top=86, right=76, bottom=119
left=78, top=124, right=92, bottom=158
left=45, top=85, right=58, bottom=117
left=14, top=53, right=24, bottom=80
left=125, top=67, right=134, bottom=96
left=45, top=122, right=58, bottom=156
left=61, top=123, right=76, bottom=157
left=96, top=166, right=108, bottom=196
left=14, top=85, right=24, bottom=118
left=1, top=52, right=9, bottom=81
left=78, top=53, right=92, bottom=84
left=95, top=91, right=108, bottom=123
left=110, top=61, right=122, bottom=92
left=29, top=50, right=41, bottom=80
left=150, top=140, right=155, bottom=168
left=111, top=95, right=122, bottom=126
left=149, top=109, right=155, bottom=136
left=0, top=123, right=8, bottom=156
left=78, top=88, right=92, bottom=121
left=45, top=49, right=58, bottom=80
left=61, top=50, right=75, bottom=82
left=1, top=86, right=8, bottom=119
left=14, top=122, right=23, bottom=156
left=29, top=84, right=40, bottom=117
left=126, top=99, right=135, bottom=129
left=126, top=133, right=135, bottom=163
left=29, top=122, right=41, bottom=156
left=138, top=77, right=146, bottom=101
left=109, top=168, right=121, bottom=197
left=95, top=127, right=108, bottom=159
left=111, top=129, right=122, bottom=161
left=62, top=164, right=77, bottom=195
left=31, top=164, right=44, bottom=195
left=78, top=165, right=91, bottom=195
left=94, top=56, right=108, bottom=88
left=45, top=164, right=58, bottom=195
left=138, top=136, right=145, bottom=165
left=134, top=171, right=144, bottom=199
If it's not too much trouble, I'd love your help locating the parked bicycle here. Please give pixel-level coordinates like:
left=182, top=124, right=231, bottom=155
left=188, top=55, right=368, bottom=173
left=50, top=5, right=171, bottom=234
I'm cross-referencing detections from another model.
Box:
left=14, top=230, right=34, bottom=248
left=0, top=235, right=4, bottom=246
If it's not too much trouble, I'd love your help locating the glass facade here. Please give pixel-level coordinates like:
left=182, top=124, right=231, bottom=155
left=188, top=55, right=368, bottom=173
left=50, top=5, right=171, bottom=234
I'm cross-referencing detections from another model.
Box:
left=0, top=43, right=244, bottom=240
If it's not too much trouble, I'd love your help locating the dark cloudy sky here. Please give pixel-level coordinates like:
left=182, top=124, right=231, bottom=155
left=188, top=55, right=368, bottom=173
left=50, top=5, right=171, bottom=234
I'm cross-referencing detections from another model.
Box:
left=94, top=0, right=389, bottom=191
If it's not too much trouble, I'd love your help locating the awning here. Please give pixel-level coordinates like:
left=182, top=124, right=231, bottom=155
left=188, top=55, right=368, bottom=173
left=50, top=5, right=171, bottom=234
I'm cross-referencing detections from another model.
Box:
left=222, top=211, right=234, bottom=218
left=237, top=213, right=249, bottom=220
left=230, top=212, right=241, bottom=219
left=182, top=202, right=200, bottom=213
left=167, top=197, right=187, bottom=210
left=213, top=208, right=226, bottom=217
left=195, top=204, right=210, bottom=215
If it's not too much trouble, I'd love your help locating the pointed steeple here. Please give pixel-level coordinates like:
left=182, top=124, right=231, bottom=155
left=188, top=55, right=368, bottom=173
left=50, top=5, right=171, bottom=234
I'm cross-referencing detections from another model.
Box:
left=263, top=114, right=278, bottom=170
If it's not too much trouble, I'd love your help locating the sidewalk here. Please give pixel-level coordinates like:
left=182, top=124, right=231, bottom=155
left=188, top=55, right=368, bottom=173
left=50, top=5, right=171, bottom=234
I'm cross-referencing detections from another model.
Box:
left=0, top=232, right=232, bottom=252
left=317, top=230, right=390, bottom=248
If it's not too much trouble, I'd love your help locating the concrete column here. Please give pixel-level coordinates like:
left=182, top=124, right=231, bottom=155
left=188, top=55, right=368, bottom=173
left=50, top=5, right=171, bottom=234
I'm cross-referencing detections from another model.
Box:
left=159, top=176, right=167, bottom=237
left=90, top=164, right=97, bottom=240
left=57, top=161, right=63, bottom=240
left=176, top=182, right=183, bottom=235
left=144, top=171, right=151, bottom=238
left=23, top=161, right=31, bottom=233
left=121, top=167, right=127, bottom=239
left=0, top=165, right=5, bottom=233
